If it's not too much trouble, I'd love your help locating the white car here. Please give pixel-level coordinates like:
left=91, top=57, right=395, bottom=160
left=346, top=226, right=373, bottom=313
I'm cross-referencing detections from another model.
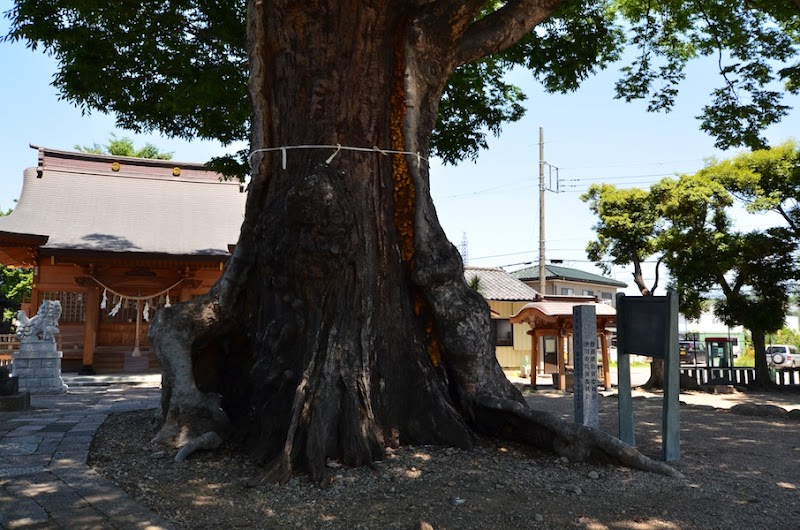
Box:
left=766, top=344, right=798, bottom=369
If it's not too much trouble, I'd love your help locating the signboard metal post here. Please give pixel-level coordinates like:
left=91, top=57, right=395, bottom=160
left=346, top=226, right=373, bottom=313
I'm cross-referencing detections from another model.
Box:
left=615, top=291, right=680, bottom=462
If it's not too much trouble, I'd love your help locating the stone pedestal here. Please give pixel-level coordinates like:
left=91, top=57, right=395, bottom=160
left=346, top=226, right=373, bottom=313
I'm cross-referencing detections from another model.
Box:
left=12, top=340, right=68, bottom=394
left=0, top=369, right=18, bottom=395
left=0, top=366, right=30, bottom=411
left=0, top=392, right=30, bottom=411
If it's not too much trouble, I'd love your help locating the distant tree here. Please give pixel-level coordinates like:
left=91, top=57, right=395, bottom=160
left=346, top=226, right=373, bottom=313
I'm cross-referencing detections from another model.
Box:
left=700, top=141, right=800, bottom=237
left=0, top=209, right=31, bottom=332
left=582, top=185, right=664, bottom=296
left=467, top=274, right=484, bottom=296
left=652, top=173, right=734, bottom=321
left=581, top=184, right=672, bottom=388
left=75, top=134, right=173, bottom=160
left=767, top=327, right=800, bottom=349
left=669, top=152, right=800, bottom=387
left=672, top=227, right=795, bottom=388
left=585, top=155, right=798, bottom=389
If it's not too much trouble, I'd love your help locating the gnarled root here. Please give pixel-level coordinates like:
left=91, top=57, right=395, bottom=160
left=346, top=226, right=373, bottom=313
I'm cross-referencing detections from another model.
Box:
left=175, top=431, right=225, bottom=462
left=149, top=289, right=231, bottom=450
left=472, top=394, right=684, bottom=478
left=410, top=196, right=682, bottom=479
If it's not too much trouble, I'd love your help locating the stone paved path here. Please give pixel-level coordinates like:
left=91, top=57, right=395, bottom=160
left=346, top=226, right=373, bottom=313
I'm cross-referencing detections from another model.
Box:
left=0, top=381, right=171, bottom=529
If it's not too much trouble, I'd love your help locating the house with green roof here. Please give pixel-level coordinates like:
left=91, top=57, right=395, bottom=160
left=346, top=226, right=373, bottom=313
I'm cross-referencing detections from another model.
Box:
left=512, top=264, right=627, bottom=305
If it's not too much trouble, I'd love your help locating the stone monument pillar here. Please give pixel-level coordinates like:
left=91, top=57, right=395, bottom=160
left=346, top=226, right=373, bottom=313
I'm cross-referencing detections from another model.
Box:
left=573, top=304, right=599, bottom=429
left=12, top=300, right=68, bottom=394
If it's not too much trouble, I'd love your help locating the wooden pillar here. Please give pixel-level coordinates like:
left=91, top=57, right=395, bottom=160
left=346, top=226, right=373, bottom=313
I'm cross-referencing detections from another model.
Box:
left=81, top=285, right=99, bottom=373
left=29, top=267, right=41, bottom=313
left=600, top=331, right=611, bottom=390
left=557, top=332, right=566, bottom=392
left=179, top=286, right=192, bottom=303
left=530, top=331, right=538, bottom=386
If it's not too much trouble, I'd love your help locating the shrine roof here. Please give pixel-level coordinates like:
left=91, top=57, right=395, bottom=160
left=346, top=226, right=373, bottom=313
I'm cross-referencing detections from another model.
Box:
left=0, top=146, right=245, bottom=260
left=511, top=297, right=616, bottom=325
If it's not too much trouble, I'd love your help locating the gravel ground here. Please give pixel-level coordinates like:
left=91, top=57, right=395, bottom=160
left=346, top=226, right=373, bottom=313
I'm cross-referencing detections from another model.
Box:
left=88, top=389, right=800, bottom=530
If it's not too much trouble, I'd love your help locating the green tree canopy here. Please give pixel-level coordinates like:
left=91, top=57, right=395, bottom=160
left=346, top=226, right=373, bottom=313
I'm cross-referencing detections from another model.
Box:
left=584, top=145, right=800, bottom=387
left=698, top=140, right=800, bottom=235
left=75, top=134, right=173, bottom=160
left=5, top=1, right=799, bottom=167
left=581, top=184, right=663, bottom=295
left=0, top=209, right=31, bottom=330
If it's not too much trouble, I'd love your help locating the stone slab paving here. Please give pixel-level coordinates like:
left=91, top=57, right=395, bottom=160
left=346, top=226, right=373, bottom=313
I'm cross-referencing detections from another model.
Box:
left=0, top=381, right=172, bottom=529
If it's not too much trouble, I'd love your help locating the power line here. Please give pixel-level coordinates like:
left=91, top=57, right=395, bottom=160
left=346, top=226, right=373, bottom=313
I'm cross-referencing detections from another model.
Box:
left=436, top=181, right=534, bottom=200
left=564, top=171, right=688, bottom=182
left=560, top=181, right=666, bottom=193
left=436, top=169, right=702, bottom=200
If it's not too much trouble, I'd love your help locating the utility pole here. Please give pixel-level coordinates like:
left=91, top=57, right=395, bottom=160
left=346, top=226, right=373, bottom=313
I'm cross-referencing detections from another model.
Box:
left=538, top=127, right=546, bottom=297
left=459, top=232, right=469, bottom=265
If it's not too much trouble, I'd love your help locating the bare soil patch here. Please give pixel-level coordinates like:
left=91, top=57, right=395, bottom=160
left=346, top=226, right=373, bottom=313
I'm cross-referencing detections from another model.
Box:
left=89, top=390, right=800, bottom=529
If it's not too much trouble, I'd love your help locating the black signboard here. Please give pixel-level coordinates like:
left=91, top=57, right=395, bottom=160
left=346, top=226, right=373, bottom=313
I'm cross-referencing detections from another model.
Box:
left=617, top=295, right=669, bottom=358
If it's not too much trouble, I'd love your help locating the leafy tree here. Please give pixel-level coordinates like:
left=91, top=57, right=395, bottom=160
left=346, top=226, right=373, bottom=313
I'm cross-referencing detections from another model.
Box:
left=6, top=1, right=799, bottom=481
left=580, top=176, right=728, bottom=388
left=5, top=1, right=799, bottom=164
left=0, top=209, right=31, bottom=333
left=0, top=266, right=30, bottom=324
left=467, top=274, right=484, bottom=295
left=585, top=158, right=798, bottom=389
left=699, top=141, right=800, bottom=236
left=582, top=185, right=664, bottom=296
left=653, top=173, right=735, bottom=320
left=768, top=326, right=800, bottom=349
left=669, top=152, right=800, bottom=387
left=75, top=134, right=173, bottom=160
left=675, top=227, right=796, bottom=387
left=581, top=182, right=672, bottom=388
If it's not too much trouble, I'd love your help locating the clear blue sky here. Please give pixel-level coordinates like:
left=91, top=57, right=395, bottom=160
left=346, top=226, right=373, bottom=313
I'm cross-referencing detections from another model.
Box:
left=1, top=15, right=797, bottom=294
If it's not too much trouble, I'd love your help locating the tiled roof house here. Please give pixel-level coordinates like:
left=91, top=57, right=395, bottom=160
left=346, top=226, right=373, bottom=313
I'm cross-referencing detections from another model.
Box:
left=463, top=267, right=539, bottom=369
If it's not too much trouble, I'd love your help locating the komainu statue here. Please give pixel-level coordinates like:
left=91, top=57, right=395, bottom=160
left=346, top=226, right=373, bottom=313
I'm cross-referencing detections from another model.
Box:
left=16, top=300, right=62, bottom=343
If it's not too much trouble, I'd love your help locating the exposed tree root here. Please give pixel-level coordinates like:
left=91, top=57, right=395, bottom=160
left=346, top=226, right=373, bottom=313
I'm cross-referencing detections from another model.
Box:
left=149, top=290, right=232, bottom=449
left=175, top=431, right=224, bottom=462
left=471, top=394, right=685, bottom=479
left=150, top=273, right=684, bottom=481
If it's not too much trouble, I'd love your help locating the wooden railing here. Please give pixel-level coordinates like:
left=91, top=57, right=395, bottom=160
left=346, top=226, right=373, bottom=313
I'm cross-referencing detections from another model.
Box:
left=0, top=332, right=84, bottom=366
left=680, top=366, right=800, bottom=387
left=0, top=334, right=18, bottom=367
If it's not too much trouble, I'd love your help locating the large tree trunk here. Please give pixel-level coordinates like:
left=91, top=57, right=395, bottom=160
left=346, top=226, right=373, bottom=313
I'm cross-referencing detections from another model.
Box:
left=750, top=329, right=775, bottom=389
left=150, top=0, right=681, bottom=482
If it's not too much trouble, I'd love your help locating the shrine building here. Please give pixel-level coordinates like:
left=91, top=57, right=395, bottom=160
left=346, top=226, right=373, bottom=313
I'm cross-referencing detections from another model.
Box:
left=0, top=146, right=246, bottom=373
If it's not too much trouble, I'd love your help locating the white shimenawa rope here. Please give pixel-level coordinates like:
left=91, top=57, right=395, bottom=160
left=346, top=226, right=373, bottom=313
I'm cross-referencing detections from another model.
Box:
left=249, top=144, right=427, bottom=170
left=90, top=276, right=185, bottom=357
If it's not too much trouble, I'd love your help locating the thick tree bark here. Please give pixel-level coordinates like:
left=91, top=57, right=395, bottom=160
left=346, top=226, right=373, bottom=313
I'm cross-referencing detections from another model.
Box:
left=150, top=0, right=680, bottom=482
left=750, top=329, right=776, bottom=389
